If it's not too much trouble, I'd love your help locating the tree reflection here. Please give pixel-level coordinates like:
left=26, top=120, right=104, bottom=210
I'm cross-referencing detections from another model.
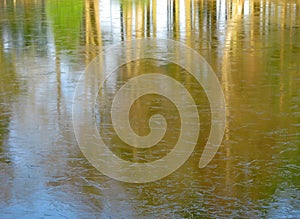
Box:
left=0, top=27, right=19, bottom=163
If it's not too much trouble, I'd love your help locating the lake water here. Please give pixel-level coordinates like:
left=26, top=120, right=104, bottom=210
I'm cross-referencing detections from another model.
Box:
left=0, top=0, right=299, bottom=218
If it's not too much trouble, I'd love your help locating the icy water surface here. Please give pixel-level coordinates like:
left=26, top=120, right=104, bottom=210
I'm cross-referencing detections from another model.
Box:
left=0, top=0, right=299, bottom=218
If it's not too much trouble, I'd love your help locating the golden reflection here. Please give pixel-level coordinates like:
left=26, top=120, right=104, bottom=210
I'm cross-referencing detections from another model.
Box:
left=173, top=0, right=180, bottom=39
left=85, top=0, right=102, bottom=62
left=119, top=0, right=157, bottom=39
left=90, top=1, right=300, bottom=201
left=121, top=0, right=133, bottom=39
left=152, top=0, right=157, bottom=37
left=135, top=1, right=145, bottom=38
left=185, top=0, right=192, bottom=46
